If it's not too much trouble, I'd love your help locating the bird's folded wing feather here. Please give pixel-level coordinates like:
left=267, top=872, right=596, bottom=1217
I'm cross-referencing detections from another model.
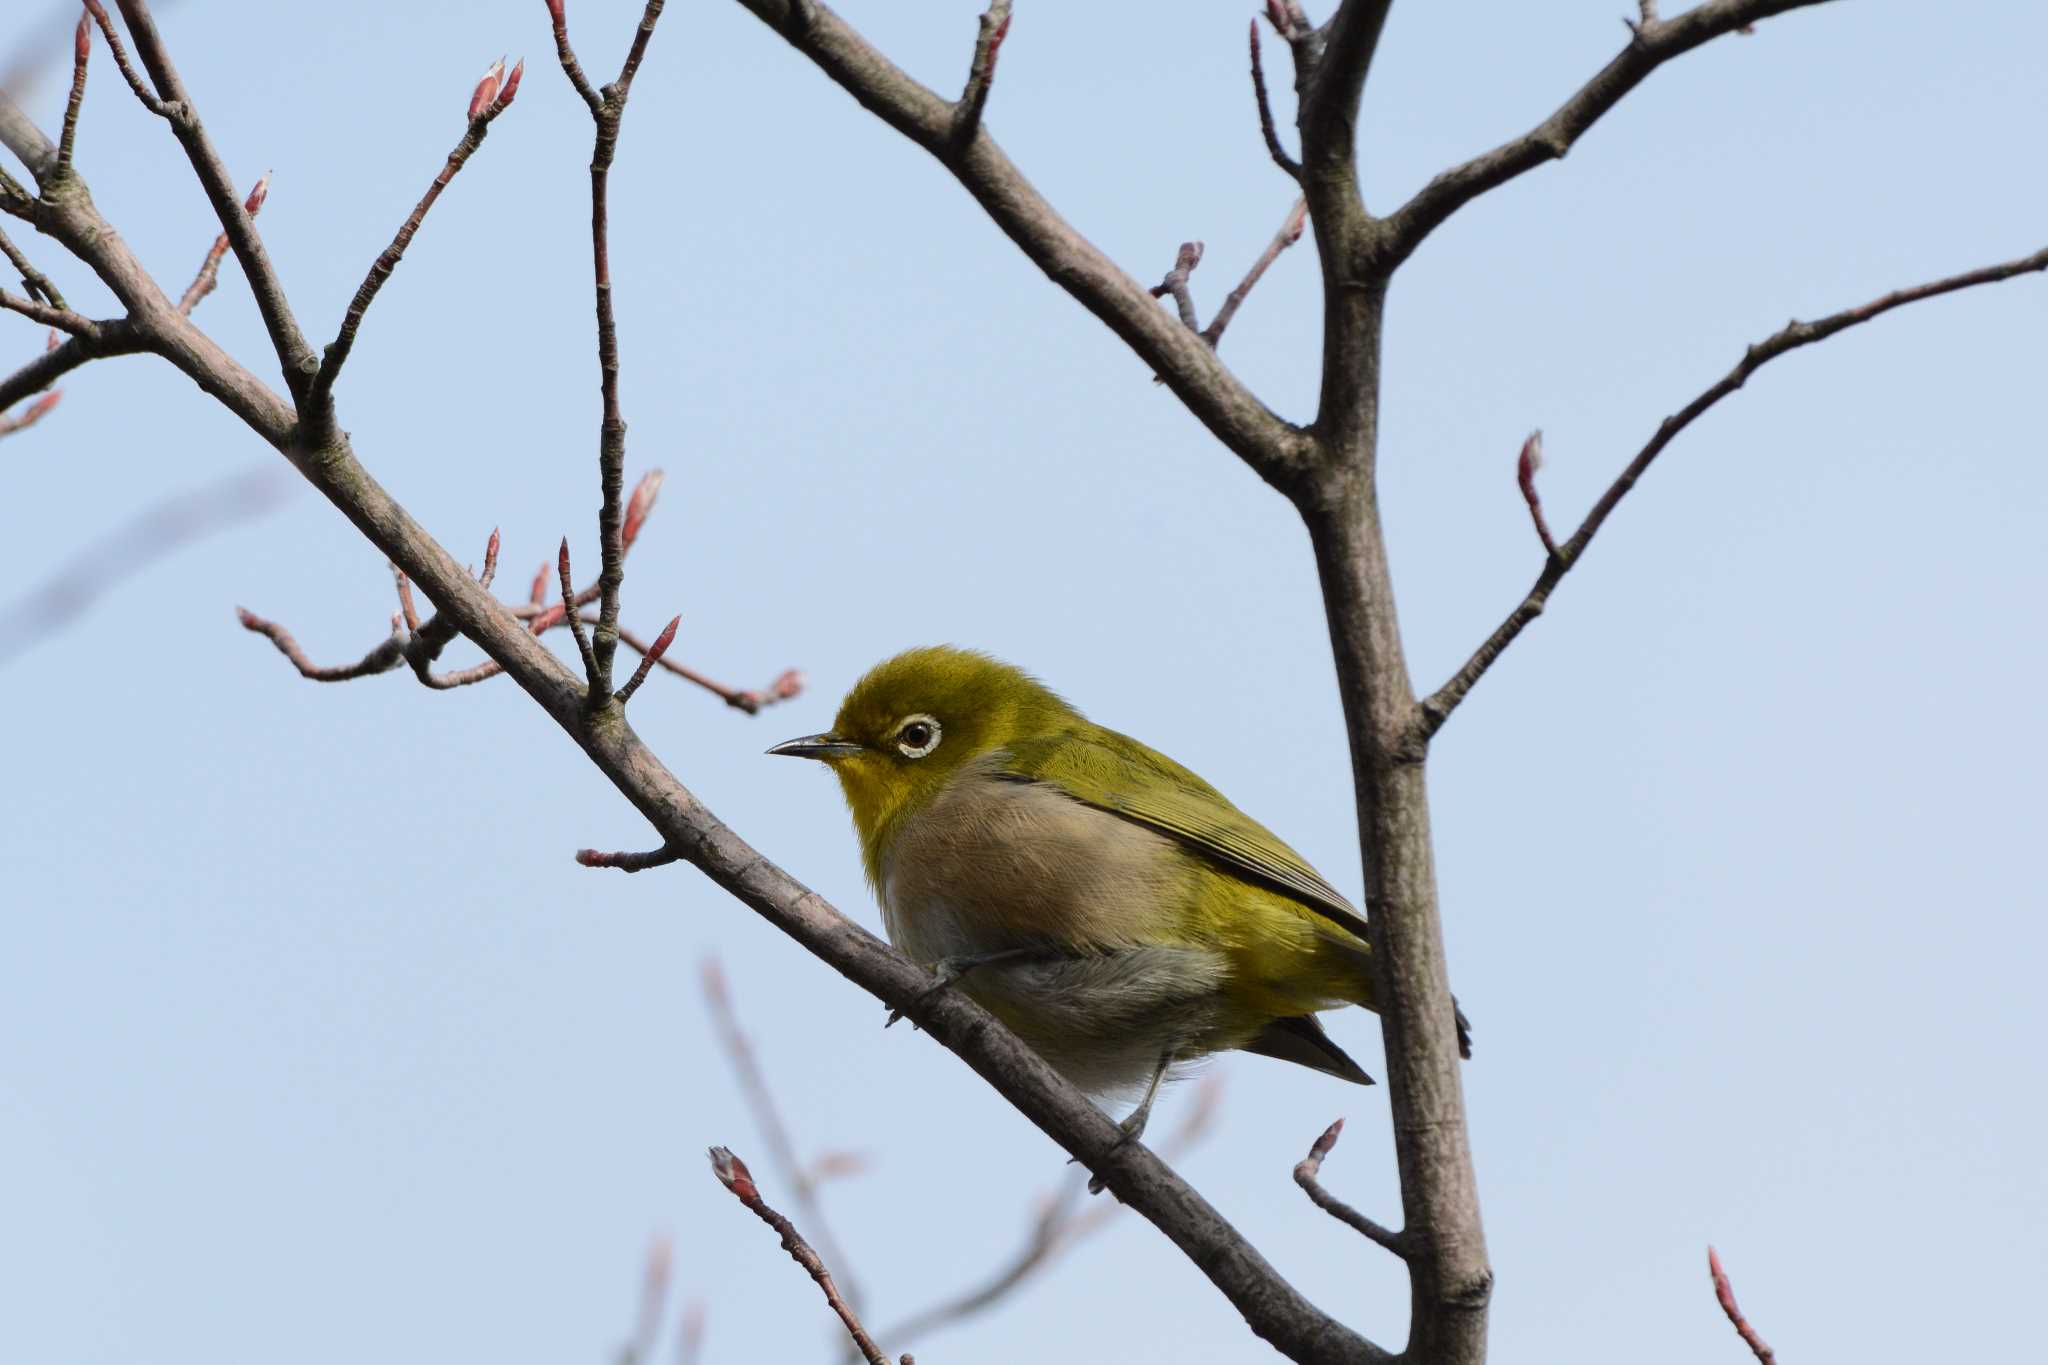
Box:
left=993, top=729, right=1372, bottom=942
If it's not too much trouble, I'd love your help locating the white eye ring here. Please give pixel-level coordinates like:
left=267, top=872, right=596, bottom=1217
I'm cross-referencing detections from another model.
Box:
left=895, top=713, right=942, bottom=759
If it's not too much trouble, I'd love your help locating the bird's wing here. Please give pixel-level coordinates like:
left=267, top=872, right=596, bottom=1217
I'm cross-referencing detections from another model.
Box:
left=993, top=727, right=1371, bottom=942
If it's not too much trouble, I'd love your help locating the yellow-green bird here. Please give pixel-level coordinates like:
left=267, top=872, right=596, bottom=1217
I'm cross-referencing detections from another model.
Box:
left=771, top=646, right=1469, bottom=1149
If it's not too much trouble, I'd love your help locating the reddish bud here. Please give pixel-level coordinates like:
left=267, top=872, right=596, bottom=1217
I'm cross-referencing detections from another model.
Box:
left=45, top=328, right=60, bottom=351
left=1266, top=0, right=1289, bottom=34
left=766, top=668, right=804, bottom=702
left=496, top=58, right=524, bottom=110
left=468, top=57, right=506, bottom=121
left=707, top=1146, right=759, bottom=1201
left=1309, top=1117, right=1344, bottom=1161
left=528, top=561, right=549, bottom=606
left=242, top=172, right=271, bottom=217
left=621, top=468, right=664, bottom=549
left=546, top=0, right=566, bottom=23
left=1518, top=429, right=1544, bottom=481
left=74, top=13, right=91, bottom=63
left=646, top=614, right=680, bottom=664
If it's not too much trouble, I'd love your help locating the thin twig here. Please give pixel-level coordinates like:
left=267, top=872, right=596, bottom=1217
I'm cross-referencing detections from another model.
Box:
left=1707, top=1246, right=1776, bottom=1365
left=309, top=62, right=521, bottom=410
left=0, top=226, right=65, bottom=310
left=1202, top=197, right=1307, bottom=347
left=1382, top=0, right=1838, bottom=266
left=1150, top=241, right=1204, bottom=331
left=616, top=1235, right=673, bottom=1365
left=555, top=0, right=669, bottom=696
left=614, top=613, right=678, bottom=704
left=559, top=537, right=599, bottom=686
left=702, top=959, right=865, bottom=1313
left=575, top=844, right=680, bottom=872
left=56, top=15, right=88, bottom=169
left=237, top=608, right=405, bottom=682
left=706, top=1147, right=888, bottom=1365
left=952, top=0, right=1011, bottom=149
left=180, top=172, right=268, bottom=315
left=1293, top=1118, right=1407, bottom=1258
left=1247, top=21, right=1301, bottom=181
left=872, top=1077, right=1223, bottom=1354
left=1416, top=241, right=2048, bottom=741
left=113, top=0, right=317, bottom=388
left=0, top=288, right=91, bottom=333
left=80, top=0, right=168, bottom=116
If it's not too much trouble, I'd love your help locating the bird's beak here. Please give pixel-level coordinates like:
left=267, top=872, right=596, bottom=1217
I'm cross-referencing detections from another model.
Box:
left=767, top=733, right=865, bottom=761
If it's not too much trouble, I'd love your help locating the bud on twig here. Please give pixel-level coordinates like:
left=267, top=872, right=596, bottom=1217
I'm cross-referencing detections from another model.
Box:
left=621, top=468, right=664, bottom=550
left=468, top=57, right=506, bottom=121
left=1517, top=429, right=1560, bottom=558
left=497, top=58, right=524, bottom=111
left=243, top=172, right=271, bottom=217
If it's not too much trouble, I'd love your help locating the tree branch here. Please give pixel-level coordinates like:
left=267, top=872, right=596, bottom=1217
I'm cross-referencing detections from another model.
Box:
left=706, top=1147, right=888, bottom=1365
left=1707, top=1246, right=1776, bottom=1365
left=1380, top=0, right=1837, bottom=267
left=307, top=63, right=521, bottom=415
left=111, top=0, right=317, bottom=391
left=1416, top=241, right=2048, bottom=740
left=1293, top=1118, right=1406, bottom=1259
left=1248, top=21, right=1302, bottom=182
left=724, top=0, right=1311, bottom=492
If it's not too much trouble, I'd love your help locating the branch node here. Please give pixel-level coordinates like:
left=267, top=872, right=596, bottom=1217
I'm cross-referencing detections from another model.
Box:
left=952, top=0, right=1012, bottom=150
left=575, top=844, right=680, bottom=873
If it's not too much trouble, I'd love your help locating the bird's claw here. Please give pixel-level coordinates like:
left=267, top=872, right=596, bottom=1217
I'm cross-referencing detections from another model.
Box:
left=882, top=956, right=975, bottom=1030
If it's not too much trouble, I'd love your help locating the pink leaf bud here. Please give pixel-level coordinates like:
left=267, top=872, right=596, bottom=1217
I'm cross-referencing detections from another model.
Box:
left=546, top=0, right=566, bottom=24
left=74, top=13, right=91, bottom=64
left=242, top=171, right=270, bottom=217
left=707, top=1146, right=759, bottom=1200
left=496, top=58, right=524, bottom=110
left=1518, top=429, right=1544, bottom=481
left=468, top=57, right=506, bottom=121
left=622, top=468, right=664, bottom=549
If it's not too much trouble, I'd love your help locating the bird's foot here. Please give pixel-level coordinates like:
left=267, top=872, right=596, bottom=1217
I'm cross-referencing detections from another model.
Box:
left=1083, top=1104, right=1155, bottom=1196
left=883, top=949, right=1040, bottom=1030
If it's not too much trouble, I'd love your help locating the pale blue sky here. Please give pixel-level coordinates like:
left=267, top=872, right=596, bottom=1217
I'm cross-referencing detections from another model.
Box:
left=4, top=2, right=2043, bottom=1362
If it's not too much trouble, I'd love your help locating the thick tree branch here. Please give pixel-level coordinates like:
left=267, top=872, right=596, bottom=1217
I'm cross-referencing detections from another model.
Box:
left=1296, top=0, right=1394, bottom=196
left=725, top=0, right=1311, bottom=492
left=1416, top=242, right=2048, bottom=741
left=1380, top=0, right=1837, bottom=267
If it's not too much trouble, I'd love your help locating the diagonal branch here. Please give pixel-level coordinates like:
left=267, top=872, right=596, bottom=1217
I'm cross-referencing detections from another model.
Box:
left=1381, top=0, right=1837, bottom=267
left=1416, top=241, right=2048, bottom=741
left=1248, top=20, right=1301, bottom=182
left=706, top=1147, right=887, bottom=1365
left=110, top=0, right=317, bottom=390
left=1707, top=1246, right=1777, bottom=1365
left=951, top=0, right=1011, bottom=149
left=725, top=0, right=1310, bottom=492
left=308, top=63, right=520, bottom=414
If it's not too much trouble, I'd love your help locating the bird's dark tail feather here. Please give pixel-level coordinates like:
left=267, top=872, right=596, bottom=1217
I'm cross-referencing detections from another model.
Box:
left=1243, top=1014, right=1375, bottom=1085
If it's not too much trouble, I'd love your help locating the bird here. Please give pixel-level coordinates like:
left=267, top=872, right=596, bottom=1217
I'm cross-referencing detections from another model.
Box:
left=769, top=646, right=1470, bottom=1166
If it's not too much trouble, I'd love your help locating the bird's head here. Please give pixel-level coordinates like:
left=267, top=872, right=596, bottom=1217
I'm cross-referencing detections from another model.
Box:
left=769, top=645, right=1077, bottom=857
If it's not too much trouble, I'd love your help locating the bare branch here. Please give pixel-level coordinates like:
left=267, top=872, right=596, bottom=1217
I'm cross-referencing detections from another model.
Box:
left=1293, top=1118, right=1406, bottom=1258
left=56, top=14, right=88, bottom=169
left=80, top=0, right=169, bottom=117
left=0, top=226, right=65, bottom=310
left=1296, top=0, right=1395, bottom=192
left=551, top=2, right=671, bottom=697
left=1707, top=1246, right=1776, bottom=1365
left=1247, top=20, right=1301, bottom=182
left=0, top=287, right=92, bottom=333
left=1203, top=198, right=1307, bottom=348
left=574, top=844, right=679, bottom=872
left=725, top=0, right=1310, bottom=492
left=1417, top=242, right=2048, bottom=740
left=179, top=171, right=268, bottom=315
left=0, top=318, right=151, bottom=412
left=111, top=0, right=317, bottom=390
left=1381, top=0, right=1837, bottom=267
left=706, top=1147, right=888, bottom=1365
left=702, top=959, right=865, bottom=1314
left=952, top=0, right=1011, bottom=149
left=308, top=65, right=521, bottom=412
left=237, top=608, right=406, bottom=682
left=559, top=537, right=599, bottom=687
left=616, top=1236, right=673, bottom=1365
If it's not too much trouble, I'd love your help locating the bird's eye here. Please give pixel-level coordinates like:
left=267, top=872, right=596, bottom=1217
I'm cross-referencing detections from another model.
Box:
left=895, top=714, right=941, bottom=759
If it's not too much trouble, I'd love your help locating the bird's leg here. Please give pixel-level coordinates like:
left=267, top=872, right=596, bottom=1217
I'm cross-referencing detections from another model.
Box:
left=1086, top=1049, right=1174, bottom=1196
left=883, top=946, right=1057, bottom=1028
